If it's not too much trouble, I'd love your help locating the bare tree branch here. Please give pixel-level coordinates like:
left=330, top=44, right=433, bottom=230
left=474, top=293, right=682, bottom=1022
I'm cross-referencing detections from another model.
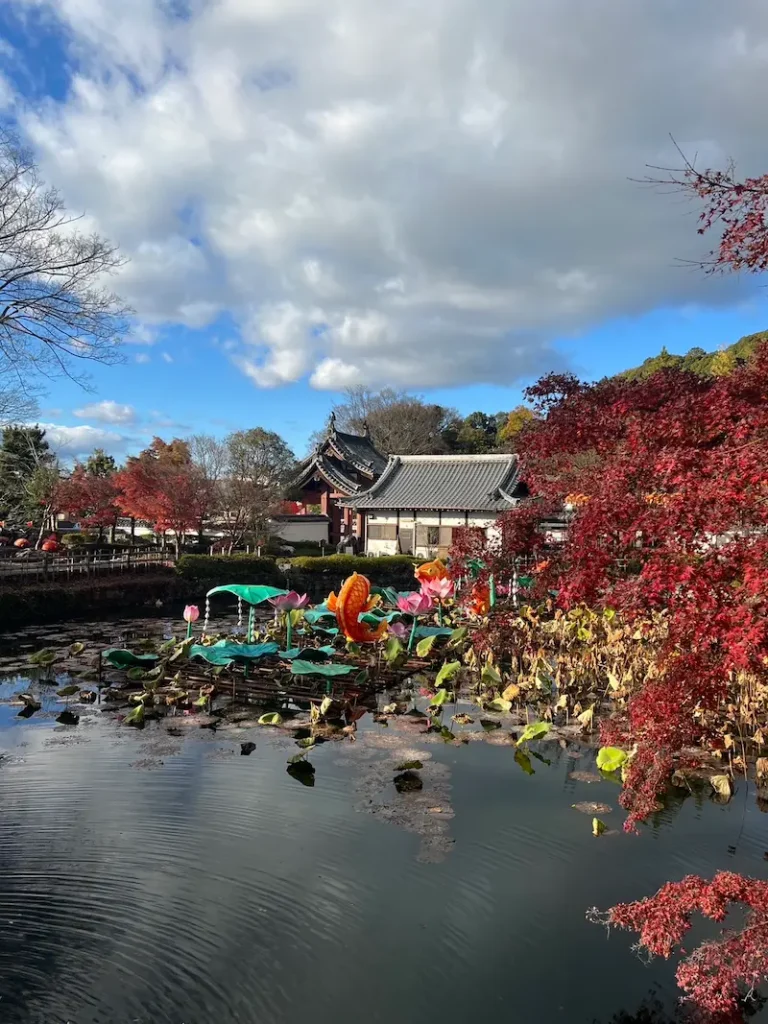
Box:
left=0, top=127, right=132, bottom=387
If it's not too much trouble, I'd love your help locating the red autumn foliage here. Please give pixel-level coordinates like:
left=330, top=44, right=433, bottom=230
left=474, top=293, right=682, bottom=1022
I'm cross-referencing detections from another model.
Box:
left=644, top=151, right=768, bottom=274
left=114, top=438, right=211, bottom=548
left=456, top=349, right=768, bottom=829
left=57, top=465, right=121, bottom=532
left=450, top=350, right=768, bottom=1018
left=597, top=872, right=768, bottom=1021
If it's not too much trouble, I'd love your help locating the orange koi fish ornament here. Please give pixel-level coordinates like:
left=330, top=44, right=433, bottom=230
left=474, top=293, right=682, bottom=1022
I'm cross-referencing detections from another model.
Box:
left=467, top=582, right=490, bottom=617
left=327, top=573, right=388, bottom=643
left=414, top=558, right=449, bottom=585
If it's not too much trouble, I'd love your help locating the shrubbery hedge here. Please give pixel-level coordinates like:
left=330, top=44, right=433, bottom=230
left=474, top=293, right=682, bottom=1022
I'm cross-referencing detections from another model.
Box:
left=174, top=553, right=420, bottom=590
left=287, top=554, right=419, bottom=574
left=175, top=554, right=283, bottom=586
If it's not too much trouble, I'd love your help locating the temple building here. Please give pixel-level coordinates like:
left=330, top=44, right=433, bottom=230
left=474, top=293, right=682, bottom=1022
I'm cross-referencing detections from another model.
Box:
left=340, top=453, right=526, bottom=558
left=293, top=415, right=388, bottom=546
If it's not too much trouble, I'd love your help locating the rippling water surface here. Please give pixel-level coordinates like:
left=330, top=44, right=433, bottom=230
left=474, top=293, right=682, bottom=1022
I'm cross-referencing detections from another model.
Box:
left=1, top=616, right=767, bottom=1024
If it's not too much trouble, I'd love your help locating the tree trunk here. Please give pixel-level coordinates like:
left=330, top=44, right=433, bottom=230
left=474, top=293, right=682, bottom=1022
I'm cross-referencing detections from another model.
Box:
left=130, top=517, right=135, bottom=545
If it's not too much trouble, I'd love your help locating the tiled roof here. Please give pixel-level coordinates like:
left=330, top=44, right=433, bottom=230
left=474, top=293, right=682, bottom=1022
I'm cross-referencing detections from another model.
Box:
left=341, top=454, right=521, bottom=512
left=328, top=430, right=388, bottom=476
left=295, top=427, right=387, bottom=494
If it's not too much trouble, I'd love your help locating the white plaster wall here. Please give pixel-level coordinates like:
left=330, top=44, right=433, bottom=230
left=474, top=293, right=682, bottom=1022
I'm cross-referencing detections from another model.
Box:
left=362, top=510, right=501, bottom=555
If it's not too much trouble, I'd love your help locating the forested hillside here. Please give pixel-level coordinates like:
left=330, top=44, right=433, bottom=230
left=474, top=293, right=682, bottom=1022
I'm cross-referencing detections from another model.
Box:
left=620, top=330, right=767, bottom=380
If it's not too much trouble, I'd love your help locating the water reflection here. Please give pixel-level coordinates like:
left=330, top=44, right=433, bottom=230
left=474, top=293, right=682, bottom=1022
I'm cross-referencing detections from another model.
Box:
left=0, top=616, right=767, bottom=1023
left=596, top=991, right=766, bottom=1023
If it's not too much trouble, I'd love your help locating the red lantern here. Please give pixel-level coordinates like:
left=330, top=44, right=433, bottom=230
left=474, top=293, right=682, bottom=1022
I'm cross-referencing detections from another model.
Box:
left=41, top=539, right=60, bottom=553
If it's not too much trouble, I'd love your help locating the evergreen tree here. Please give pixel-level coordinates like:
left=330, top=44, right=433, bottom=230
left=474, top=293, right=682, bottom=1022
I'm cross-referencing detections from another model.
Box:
left=0, top=425, right=53, bottom=524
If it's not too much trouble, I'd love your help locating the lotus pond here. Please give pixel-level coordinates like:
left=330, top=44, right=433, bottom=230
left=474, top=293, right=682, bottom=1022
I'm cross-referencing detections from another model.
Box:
left=1, top=583, right=768, bottom=1024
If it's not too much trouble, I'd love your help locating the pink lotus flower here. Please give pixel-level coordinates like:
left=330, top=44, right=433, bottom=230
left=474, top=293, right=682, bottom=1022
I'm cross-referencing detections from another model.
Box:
left=268, top=591, right=310, bottom=612
left=183, top=605, right=200, bottom=623
left=422, top=577, right=455, bottom=601
left=396, top=591, right=434, bottom=616
left=388, top=621, right=409, bottom=639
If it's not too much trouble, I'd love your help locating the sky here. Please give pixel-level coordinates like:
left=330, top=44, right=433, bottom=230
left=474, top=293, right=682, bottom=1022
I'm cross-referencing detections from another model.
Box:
left=2, top=0, right=768, bottom=462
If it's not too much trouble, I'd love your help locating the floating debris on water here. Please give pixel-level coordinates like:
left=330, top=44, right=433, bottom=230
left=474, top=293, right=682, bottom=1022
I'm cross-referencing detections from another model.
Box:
left=569, top=771, right=602, bottom=784
left=572, top=801, right=613, bottom=814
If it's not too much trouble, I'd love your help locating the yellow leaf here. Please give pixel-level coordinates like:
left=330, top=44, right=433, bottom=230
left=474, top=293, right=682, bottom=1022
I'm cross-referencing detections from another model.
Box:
left=756, top=757, right=768, bottom=781
left=753, top=731, right=766, bottom=747
left=723, top=734, right=735, bottom=750
left=577, top=707, right=594, bottom=730
left=502, top=683, right=521, bottom=702
left=607, top=672, right=621, bottom=692
left=710, top=774, right=733, bottom=798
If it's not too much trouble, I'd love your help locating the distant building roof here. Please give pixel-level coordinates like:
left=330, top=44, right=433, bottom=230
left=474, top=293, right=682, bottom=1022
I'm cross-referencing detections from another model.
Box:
left=295, top=422, right=387, bottom=495
left=341, top=454, right=522, bottom=512
left=271, top=513, right=330, bottom=523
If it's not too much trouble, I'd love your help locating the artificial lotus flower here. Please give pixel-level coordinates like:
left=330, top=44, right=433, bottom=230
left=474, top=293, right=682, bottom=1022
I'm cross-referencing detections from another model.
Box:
left=268, top=591, right=310, bottom=612
left=422, top=577, right=454, bottom=601
left=414, top=558, right=449, bottom=584
left=327, top=573, right=387, bottom=643
left=396, top=591, right=434, bottom=616
left=183, top=605, right=200, bottom=623
left=388, top=620, right=409, bottom=640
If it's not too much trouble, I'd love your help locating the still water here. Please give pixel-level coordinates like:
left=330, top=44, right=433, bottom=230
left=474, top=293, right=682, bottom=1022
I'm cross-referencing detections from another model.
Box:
left=1, top=616, right=767, bottom=1024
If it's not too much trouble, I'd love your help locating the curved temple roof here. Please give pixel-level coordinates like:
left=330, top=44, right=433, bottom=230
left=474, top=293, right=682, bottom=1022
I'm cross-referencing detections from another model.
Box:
left=340, top=454, right=522, bottom=512
left=295, top=425, right=387, bottom=495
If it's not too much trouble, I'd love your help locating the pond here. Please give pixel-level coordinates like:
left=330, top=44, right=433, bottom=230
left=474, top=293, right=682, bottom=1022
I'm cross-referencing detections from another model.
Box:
left=1, top=615, right=767, bottom=1024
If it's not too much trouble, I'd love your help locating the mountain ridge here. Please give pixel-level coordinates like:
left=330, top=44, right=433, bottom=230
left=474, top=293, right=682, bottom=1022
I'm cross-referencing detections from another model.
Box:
left=619, top=330, right=767, bottom=380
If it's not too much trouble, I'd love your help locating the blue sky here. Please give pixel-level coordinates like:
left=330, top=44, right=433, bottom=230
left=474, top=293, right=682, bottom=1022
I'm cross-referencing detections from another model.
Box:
left=2, top=0, right=768, bottom=461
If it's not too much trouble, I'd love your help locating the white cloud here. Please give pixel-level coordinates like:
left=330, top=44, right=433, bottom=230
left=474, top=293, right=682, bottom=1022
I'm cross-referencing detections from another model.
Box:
left=161, top=351, right=174, bottom=363
left=73, top=400, right=136, bottom=424
left=135, top=352, right=151, bottom=364
left=0, top=71, right=15, bottom=112
left=38, top=423, right=132, bottom=460
left=11, top=0, right=768, bottom=389
left=127, top=323, right=158, bottom=345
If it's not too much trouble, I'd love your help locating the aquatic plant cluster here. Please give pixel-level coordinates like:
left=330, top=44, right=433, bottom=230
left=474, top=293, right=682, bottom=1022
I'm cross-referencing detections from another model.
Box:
left=22, top=562, right=502, bottom=737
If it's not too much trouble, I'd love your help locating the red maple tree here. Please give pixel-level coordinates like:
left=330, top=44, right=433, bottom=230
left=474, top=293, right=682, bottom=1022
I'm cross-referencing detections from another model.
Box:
left=594, top=872, right=768, bottom=1021
left=451, top=350, right=768, bottom=1018
left=466, top=354, right=768, bottom=827
left=115, top=438, right=211, bottom=553
left=57, top=466, right=121, bottom=536
left=643, top=148, right=768, bottom=274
